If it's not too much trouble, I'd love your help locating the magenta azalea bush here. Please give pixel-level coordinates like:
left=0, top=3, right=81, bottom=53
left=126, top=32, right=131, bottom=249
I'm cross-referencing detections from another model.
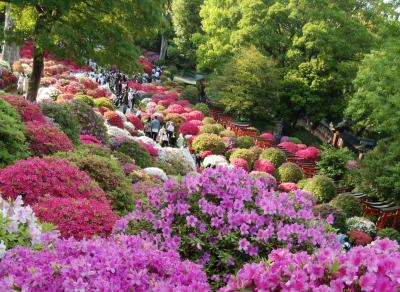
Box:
left=253, top=159, right=275, bottom=174
left=33, top=197, right=118, bottom=240
left=1, top=95, right=47, bottom=123
left=221, top=239, right=400, bottom=292
left=179, top=121, right=200, bottom=136
left=0, top=235, right=210, bottom=291
left=24, top=121, right=74, bottom=156
left=79, top=134, right=102, bottom=145
left=0, top=157, right=107, bottom=205
left=231, top=158, right=249, bottom=171
left=297, top=146, right=321, bottom=160
left=114, top=166, right=338, bottom=288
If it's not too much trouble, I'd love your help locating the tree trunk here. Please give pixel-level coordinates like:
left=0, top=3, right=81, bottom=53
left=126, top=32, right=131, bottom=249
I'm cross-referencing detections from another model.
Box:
left=27, top=46, right=44, bottom=102
left=160, top=34, right=168, bottom=61
left=1, top=5, right=20, bottom=64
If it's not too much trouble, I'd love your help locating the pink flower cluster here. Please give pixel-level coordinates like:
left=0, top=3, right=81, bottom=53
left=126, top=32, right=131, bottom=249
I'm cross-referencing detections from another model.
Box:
left=296, top=146, right=321, bottom=160
left=278, top=142, right=299, bottom=154
left=260, top=132, right=275, bottom=141
left=79, top=134, right=102, bottom=145
left=0, top=157, right=107, bottom=205
left=231, top=158, right=249, bottom=171
left=221, top=239, right=400, bottom=292
left=181, top=110, right=205, bottom=121
left=114, top=166, right=338, bottom=287
left=24, top=121, right=74, bottom=156
left=139, top=142, right=158, bottom=157
left=0, top=235, right=210, bottom=291
left=278, top=182, right=298, bottom=192
left=253, top=160, right=275, bottom=174
left=166, top=104, right=185, bottom=114
left=179, top=121, right=200, bottom=136
left=33, top=197, right=118, bottom=240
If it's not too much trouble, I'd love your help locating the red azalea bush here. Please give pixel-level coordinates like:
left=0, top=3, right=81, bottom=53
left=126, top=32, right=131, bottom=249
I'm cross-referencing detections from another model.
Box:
left=297, top=144, right=307, bottom=150
left=166, top=104, right=185, bottom=114
left=278, top=182, right=298, bottom=192
left=126, top=114, right=144, bottom=130
left=189, top=119, right=203, bottom=127
left=296, top=146, right=321, bottom=160
left=104, top=111, right=124, bottom=129
left=34, top=197, right=118, bottom=240
left=0, top=157, right=107, bottom=205
left=260, top=132, right=275, bottom=141
left=158, top=99, right=173, bottom=107
left=253, top=160, right=275, bottom=174
left=189, top=111, right=205, bottom=121
left=139, top=142, right=158, bottom=157
left=231, top=158, right=249, bottom=171
left=179, top=121, right=200, bottom=136
left=25, top=121, right=74, bottom=156
left=79, top=134, right=102, bottom=145
left=348, top=230, right=373, bottom=246
left=200, top=151, right=213, bottom=158
left=278, top=142, right=299, bottom=154
left=1, top=95, right=47, bottom=123
left=80, top=78, right=99, bottom=90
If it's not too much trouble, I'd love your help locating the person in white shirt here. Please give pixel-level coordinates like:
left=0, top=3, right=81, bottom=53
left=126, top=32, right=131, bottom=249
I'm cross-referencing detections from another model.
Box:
left=166, top=121, right=175, bottom=146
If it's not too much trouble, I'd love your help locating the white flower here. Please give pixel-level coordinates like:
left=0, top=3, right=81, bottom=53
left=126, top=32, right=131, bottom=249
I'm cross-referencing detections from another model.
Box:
left=143, top=167, right=168, bottom=181
left=202, top=155, right=228, bottom=167
left=37, top=87, right=56, bottom=103
left=0, top=240, right=6, bottom=259
left=346, top=216, right=376, bottom=236
left=124, top=121, right=136, bottom=132
left=141, top=98, right=152, bottom=105
left=157, top=147, right=196, bottom=174
left=106, top=125, right=134, bottom=140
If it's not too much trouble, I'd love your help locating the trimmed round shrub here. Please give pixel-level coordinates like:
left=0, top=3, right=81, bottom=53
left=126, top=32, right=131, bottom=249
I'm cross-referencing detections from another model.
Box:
left=297, top=178, right=311, bottom=189
left=230, top=149, right=255, bottom=168
left=377, top=228, right=400, bottom=242
left=53, top=149, right=134, bottom=214
left=202, top=117, right=216, bottom=124
left=126, top=114, right=144, bottom=130
left=111, top=138, right=153, bottom=168
left=0, top=157, right=107, bottom=205
left=346, top=216, right=376, bottom=236
left=200, top=123, right=224, bottom=135
left=40, top=102, right=80, bottom=145
left=236, top=136, right=255, bottom=148
left=231, top=158, right=249, bottom=171
left=104, top=111, right=124, bottom=129
left=312, top=204, right=347, bottom=233
left=260, top=132, right=275, bottom=141
left=74, top=94, right=95, bottom=106
left=194, top=103, right=209, bottom=116
left=0, top=99, right=30, bottom=167
left=296, top=146, right=320, bottom=160
left=94, top=97, right=115, bottom=110
left=250, top=146, right=263, bottom=160
left=164, top=113, right=186, bottom=127
left=220, top=130, right=236, bottom=138
left=278, top=142, right=299, bottom=154
left=277, top=162, right=304, bottom=183
left=253, top=160, right=275, bottom=174
left=153, top=160, right=179, bottom=176
left=348, top=230, right=372, bottom=246
left=68, top=100, right=108, bottom=143
left=1, top=95, right=46, bottom=123
left=77, top=144, right=134, bottom=166
left=33, top=197, right=117, bottom=240
left=179, top=86, right=199, bottom=104
left=25, top=121, right=74, bottom=156
left=179, top=121, right=200, bottom=136
left=192, top=133, right=226, bottom=155
left=330, top=193, right=362, bottom=218
left=303, top=175, right=335, bottom=203
left=259, top=148, right=286, bottom=167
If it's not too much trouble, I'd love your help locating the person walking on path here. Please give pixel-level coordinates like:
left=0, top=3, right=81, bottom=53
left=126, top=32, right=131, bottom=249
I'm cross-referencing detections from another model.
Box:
left=166, top=121, right=175, bottom=146
left=158, top=126, right=169, bottom=147
left=150, top=117, right=160, bottom=141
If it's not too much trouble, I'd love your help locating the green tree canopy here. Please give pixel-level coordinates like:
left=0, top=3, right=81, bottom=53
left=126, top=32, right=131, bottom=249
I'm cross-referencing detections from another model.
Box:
left=206, top=46, right=281, bottom=121
left=345, top=37, right=400, bottom=137
left=0, top=0, right=166, bottom=101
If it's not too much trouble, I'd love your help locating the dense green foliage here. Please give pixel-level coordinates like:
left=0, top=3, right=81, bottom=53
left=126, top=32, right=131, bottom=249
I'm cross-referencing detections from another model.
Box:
left=40, top=102, right=80, bottom=145
left=229, top=149, right=255, bottom=168
left=206, top=47, right=281, bottom=121
left=112, top=140, right=153, bottom=169
left=346, top=37, right=400, bottom=138
left=312, top=204, right=347, bottom=233
left=192, top=133, right=226, bottom=155
left=236, top=136, right=255, bottom=149
left=53, top=148, right=134, bottom=214
left=193, top=103, right=209, bottom=116
left=277, top=162, right=304, bottom=183
left=259, top=148, right=286, bottom=168
left=0, top=99, right=30, bottom=167
left=316, top=145, right=354, bottom=180
left=377, top=228, right=400, bottom=242
left=358, top=138, right=400, bottom=203
left=330, top=194, right=363, bottom=219
left=303, top=175, right=336, bottom=203
left=153, top=160, right=179, bottom=176
left=180, top=86, right=199, bottom=105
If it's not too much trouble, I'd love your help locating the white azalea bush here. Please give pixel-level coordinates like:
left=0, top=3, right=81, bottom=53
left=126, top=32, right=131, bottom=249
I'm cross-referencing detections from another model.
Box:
left=202, top=155, right=229, bottom=167
left=158, top=147, right=196, bottom=175
left=143, top=167, right=168, bottom=181
left=106, top=124, right=133, bottom=141
left=346, top=216, right=376, bottom=236
left=0, top=196, right=59, bottom=259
